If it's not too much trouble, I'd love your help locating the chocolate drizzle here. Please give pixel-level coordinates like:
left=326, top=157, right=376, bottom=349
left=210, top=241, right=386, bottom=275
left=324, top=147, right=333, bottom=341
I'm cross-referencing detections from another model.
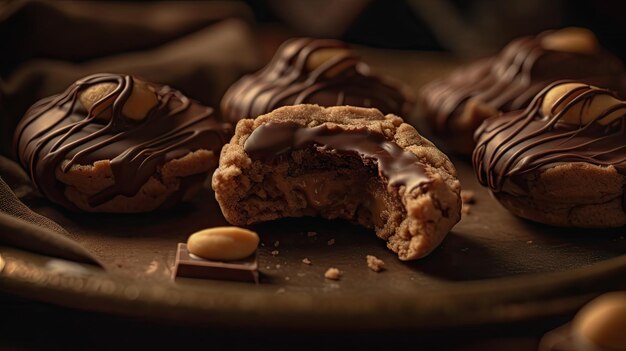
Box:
left=14, top=73, right=232, bottom=210
left=420, top=29, right=625, bottom=136
left=221, top=38, right=411, bottom=122
left=473, top=81, right=626, bottom=195
left=244, top=123, right=431, bottom=192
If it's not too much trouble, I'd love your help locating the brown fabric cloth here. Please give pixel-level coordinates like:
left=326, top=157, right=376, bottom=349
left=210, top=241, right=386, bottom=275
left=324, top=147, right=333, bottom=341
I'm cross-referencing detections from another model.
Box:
left=0, top=156, right=63, bottom=233
left=0, top=0, right=263, bottom=266
left=0, top=179, right=101, bottom=266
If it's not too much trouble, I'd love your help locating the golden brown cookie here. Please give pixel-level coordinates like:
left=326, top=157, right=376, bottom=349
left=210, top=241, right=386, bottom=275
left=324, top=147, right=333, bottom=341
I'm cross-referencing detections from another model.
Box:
left=212, top=104, right=461, bottom=260
left=473, top=81, right=626, bottom=227
left=14, top=73, right=232, bottom=212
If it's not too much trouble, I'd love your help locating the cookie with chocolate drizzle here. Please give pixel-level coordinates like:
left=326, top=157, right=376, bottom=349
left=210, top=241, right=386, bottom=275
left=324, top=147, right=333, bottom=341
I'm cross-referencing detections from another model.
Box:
left=212, top=105, right=461, bottom=260
left=418, top=27, right=626, bottom=155
left=473, top=81, right=626, bottom=227
left=220, top=38, right=412, bottom=123
left=14, top=73, right=232, bottom=212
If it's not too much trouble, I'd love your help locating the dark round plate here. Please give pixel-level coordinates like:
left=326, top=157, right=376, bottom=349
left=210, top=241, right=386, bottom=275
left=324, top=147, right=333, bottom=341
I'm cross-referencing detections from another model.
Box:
left=1, top=160, right=624, bottom=331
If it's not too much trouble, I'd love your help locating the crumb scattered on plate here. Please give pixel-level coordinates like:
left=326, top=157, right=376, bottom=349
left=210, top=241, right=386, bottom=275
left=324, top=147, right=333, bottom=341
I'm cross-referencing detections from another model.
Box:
left=274, top=240, right=280, bottom=247
left=327, top=238, right=335, bottom=246
left=462, top=204, right=471, bottom=215
left=307, top=231, right=317, bottom=237
left=461, top=190, right=476, bottom=204
left=366, top=255, right=385, bottom=272
left=275, top=264, right=281, bottom=269
left=271, top=250, right=279, bottom=256
left=302, top=257, right=312, bottom=265
left=324, top=267, right=341, bottom=280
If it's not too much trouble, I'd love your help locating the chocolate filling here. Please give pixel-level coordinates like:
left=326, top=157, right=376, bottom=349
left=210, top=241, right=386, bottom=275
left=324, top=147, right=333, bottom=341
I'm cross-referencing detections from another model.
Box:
left=238, top=123, right=432, bottom=230
left=422, top=31, right=624, bottom=135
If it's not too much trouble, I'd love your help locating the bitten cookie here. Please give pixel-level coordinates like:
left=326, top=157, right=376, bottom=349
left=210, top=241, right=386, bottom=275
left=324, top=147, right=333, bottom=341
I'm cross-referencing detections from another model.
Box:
left=473, top=81, right=626, bottom=227
left=14, top=73, right=232, bottom=212
left=212, top=105, right=461, bottom=260
left=220, top=38, right=412, bottom=123
left=419, top=27, right=626, bottom=155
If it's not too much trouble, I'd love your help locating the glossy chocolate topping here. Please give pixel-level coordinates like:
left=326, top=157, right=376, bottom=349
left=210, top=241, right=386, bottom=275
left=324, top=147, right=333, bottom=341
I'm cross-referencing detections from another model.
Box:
left=421, top=28, right=625, bottom=135
left=221, top=38, right=411, bottom=123
left=473, top=81, right=626, bottom=195
left=244, top=123, right=431, bottom=192
left=14, top=73, right=232, bottom=210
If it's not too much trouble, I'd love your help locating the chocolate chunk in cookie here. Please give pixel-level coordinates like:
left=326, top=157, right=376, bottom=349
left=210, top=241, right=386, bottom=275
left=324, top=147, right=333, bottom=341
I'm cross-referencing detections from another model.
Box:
left=220, top=38, right=412, bottom=123
left=212, top=105, right=461, bottom=260
left=473, top=81, right=626, bottom=227
left=419, top=27, right=626, bottom=155
left=14, top=73, right=232, bottom=212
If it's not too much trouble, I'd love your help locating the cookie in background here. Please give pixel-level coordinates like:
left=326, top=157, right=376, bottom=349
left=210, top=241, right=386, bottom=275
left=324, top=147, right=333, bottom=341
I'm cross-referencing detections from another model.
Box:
left=418, top=27, right=626, bottom=155
left=473, top=81, right=626, bottom=227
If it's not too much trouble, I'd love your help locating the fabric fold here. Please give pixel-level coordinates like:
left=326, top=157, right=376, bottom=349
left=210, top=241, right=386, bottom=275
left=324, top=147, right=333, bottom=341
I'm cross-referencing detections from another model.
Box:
left=0, top=176, right=102, bottom=266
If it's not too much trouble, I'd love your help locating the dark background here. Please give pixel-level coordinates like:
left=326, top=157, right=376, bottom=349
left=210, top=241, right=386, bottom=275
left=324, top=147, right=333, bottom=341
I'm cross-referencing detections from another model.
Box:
left=3, top=0, right=626, bottom=75
left=244, top=0, right=626, bottom=58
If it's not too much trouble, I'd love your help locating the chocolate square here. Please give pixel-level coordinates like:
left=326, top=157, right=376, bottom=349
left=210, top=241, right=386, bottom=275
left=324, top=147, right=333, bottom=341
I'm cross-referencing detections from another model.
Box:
left=173, top=243, right=259, bottom=283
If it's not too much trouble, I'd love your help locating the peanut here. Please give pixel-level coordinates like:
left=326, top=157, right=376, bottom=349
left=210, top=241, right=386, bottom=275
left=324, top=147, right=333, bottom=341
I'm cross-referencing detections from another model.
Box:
left=79, top=82, right=117, bottom=119
left=306, top=48, right=353, bottom=77
left=122, top=80, right=158, bottom=121
left=541, top=82, right=625, bottom=125
left=571, top=292, right=626, bottom=351
left=187, top=226, right=259, bottom=261
left=540, top=27, right=598, bottom=54
left=78, top=79, right=157, bottom=121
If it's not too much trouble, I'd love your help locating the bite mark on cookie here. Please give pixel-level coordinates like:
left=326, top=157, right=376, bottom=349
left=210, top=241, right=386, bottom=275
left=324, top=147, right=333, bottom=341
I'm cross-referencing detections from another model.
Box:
left=213, top=105, right=461, bottom=260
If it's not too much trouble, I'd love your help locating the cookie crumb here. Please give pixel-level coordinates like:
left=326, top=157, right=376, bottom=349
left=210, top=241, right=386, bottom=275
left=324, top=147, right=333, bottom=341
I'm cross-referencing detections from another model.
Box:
left=461, top=204, right=471, bottom=215
left=461, top=190, right=476, bottom=204
left=461, top=247, right=469, bottom=252
left=366, top=255, right=385, bottom=272
left=327, top=238, right=335, bottom=246
left=324, top=267, right=341, bottom=280
left=265, top=266, right=271, bottom=269
left=271, top=250, right=279, bottom=256
left=276, top=288, right=286, bottom=294
left=302, top=258, right=312, bottom=265
left=275, top=264, right=281, bottom=269
left=297, top=272, right=306, bottom=277
left=261, top=242, right=265, bottom=247
left=285, top=276, right=290, bottom=281
left=526, top=240, right=533, bottom=244
left=274, top=240, right=280, bottom=247
left=307, top=231, right=317, bottom=237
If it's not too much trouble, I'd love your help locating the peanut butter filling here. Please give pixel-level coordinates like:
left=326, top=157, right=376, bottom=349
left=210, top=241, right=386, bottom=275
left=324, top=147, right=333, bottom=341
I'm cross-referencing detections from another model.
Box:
left=269, top=171, right=387, bottom=229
